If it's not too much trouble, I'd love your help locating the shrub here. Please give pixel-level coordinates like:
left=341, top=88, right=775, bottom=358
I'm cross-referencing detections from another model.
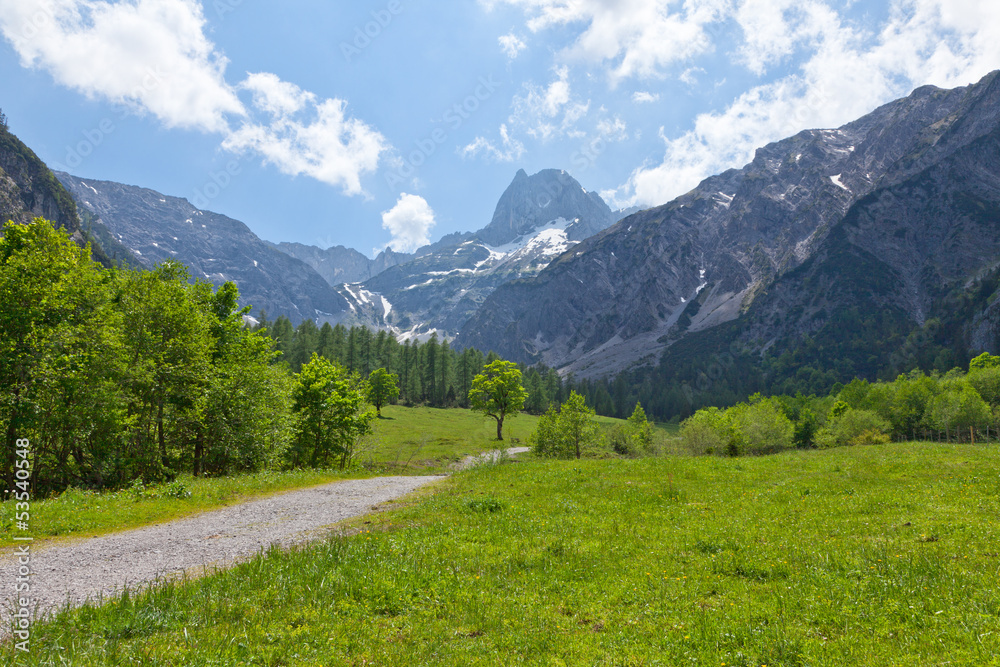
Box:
left=725, top=398, right=794, bottom=456
left=816, top=409, right=891, bottom=448
left=679, top=407, right=727, bottom=456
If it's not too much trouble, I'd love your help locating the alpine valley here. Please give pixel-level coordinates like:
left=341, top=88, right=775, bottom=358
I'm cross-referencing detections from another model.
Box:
left=3, top=70, right=1000, bottom=416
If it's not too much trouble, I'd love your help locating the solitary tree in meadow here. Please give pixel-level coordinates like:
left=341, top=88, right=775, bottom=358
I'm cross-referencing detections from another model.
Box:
left=469, top=359, right=526, bottom=441
left=367, top=367, right=400, bottom=417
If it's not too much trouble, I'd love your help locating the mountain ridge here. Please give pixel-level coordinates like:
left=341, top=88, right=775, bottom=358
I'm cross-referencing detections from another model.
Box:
left=457, top=71, right=1000, bottom=378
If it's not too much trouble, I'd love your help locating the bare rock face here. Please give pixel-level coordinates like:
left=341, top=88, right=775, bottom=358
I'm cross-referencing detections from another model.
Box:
left=458, top=71, right=1000, bottom=377
left=273, top=242, right=414, bottom=286
left=0, top=124, right=130, bottom=265
left=57, top=173, right=349, bottom=324
left=333, top=169, right=618, bottom=338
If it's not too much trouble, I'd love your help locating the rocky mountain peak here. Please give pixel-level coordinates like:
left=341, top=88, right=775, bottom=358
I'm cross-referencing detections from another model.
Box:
left=477, top=168, right=614, bottom=246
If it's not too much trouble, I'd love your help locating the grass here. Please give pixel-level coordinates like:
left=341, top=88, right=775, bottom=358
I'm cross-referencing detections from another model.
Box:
left=9, top=442, right=1000, bottom=665
left=362, top=404, right=541, bottom=470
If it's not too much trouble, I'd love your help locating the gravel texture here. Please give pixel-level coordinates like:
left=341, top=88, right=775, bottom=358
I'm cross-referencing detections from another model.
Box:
left=0, top=475, right=444, bottom=627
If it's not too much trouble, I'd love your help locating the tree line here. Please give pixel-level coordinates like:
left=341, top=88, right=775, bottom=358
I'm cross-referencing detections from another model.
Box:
left=679, top=352, right=1000, bottom=456
left=0, top=220, right=401, bottom=495
left=252, top=315, right=574, bottom=414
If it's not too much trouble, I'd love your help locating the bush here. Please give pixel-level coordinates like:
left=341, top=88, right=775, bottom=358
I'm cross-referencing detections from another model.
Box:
left=816, top=409, right=891, bottom=448
left=680, top=399, right=793, bottom=457
left=529, top=392, right=600, bottom=459
left=725, top=398, right=794, bottom=456
left=679, top=408, right=726, bottom=456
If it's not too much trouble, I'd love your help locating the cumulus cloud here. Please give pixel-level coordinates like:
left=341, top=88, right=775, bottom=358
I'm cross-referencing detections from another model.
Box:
left=0, top=0, right=388, bottom=196
left=499, top=32, right=527, bottom=59
left=614, top=0, right=1000, bottom=207
left=380, top=193, right=436, bottom=253
left=0, top=0, right=243, bottom=132
left=632, top=91, right=660, bottom=103
left=485, top=0, right=730, bottom=83
left=224, top=81, right=387, bottom=196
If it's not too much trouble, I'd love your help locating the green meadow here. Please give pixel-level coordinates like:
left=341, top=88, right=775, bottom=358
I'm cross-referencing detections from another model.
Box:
left=7, top=440, right=1000, bottom=665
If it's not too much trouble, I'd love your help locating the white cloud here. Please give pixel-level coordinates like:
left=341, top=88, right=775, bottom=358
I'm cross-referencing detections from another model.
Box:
left=461, top=123, right=526, bottom=162
left=241, top=72, right=315, bottom=118
left=510, top=66, right=591, bottom=141
left=0, top=0, right=243, bottom=132
left=616, top=0, right=1000, bottom=207
left=380, top=193, right=436, bottom=253
left=486, top=0, right=731, bottom=83
left=0, top=0, right=389, bottom=197
left=632, top=91, right=660, bottom=103
left=499, top=32, right=527, bottom=59
left=224, top=91, right=388, bottom=197
left=596, top=115, right=628, bottom=142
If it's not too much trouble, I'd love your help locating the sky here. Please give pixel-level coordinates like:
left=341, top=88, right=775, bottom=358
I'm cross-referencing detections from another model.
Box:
left=0, top=1, right=998, bottom=258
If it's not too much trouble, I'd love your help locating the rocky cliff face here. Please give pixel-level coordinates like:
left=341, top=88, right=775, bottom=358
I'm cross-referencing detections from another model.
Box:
left=336, top=169, right=618, bottom=338
left=57, top=173, right=349, bottom=324
left=0, top=124, right=128, bottom=265
left=458, top=71, right=1000, bottom=377
left=273, top=242, right=414, bottom=286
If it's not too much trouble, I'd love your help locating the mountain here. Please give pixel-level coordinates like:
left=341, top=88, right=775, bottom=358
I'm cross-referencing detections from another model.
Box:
left=56, top=173, right=350, bottom=324
left=0, top=122, right=129, bottom=265
left=459, top=71, right=1000, bottom=380
left=272, top=242, right=414, bottom=285
left=338, top=169, right=617, bottom=338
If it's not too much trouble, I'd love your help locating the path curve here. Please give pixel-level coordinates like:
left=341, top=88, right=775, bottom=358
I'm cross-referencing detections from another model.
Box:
left=454, top=446, right=532, bottom=470
left=0, top=475, right=444, bottom=628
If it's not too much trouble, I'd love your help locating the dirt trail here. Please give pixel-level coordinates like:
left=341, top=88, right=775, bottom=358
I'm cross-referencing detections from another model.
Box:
left=0, top=475, right=444, bottom=628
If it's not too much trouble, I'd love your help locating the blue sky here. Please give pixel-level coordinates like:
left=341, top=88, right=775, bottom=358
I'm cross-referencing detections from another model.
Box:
left=1, top=1, right=998, bottom=257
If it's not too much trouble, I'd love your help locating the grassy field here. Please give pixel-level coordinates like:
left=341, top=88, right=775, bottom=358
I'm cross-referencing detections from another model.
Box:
left=8, top=442, right=999, bottom=665
left=362, top=404, right=542, bottom=470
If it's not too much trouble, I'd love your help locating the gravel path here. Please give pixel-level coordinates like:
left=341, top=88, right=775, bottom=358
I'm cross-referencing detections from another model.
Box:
left=454, top=446, right=531, bottom=470
left=0, top=475, right=444, bottom=627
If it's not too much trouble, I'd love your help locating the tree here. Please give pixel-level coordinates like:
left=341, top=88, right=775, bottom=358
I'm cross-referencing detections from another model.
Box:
left=793, top=408, right=818, bottom=448
left=291, top=354, right=375, bottom=469
left=969, top=352, right=1000, bottom=371
left=0, top=108, right=7, bottom=130
left=0, top=218, right=125, bottom=492
left=530, top=391, right=599, bottom=459
left=626, top=402, right=654, bottom=453
left=469, top=359, right=526, bottom=441
left=367, top=367, right=400, bottom=417
left=117, top=261, right=213, bottom=479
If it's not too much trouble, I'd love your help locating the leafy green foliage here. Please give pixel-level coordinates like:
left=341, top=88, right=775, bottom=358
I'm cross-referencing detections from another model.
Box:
left=815, top=409, right=891, bottom=448
left=367, top=367, right=400, bottom=417
left=468, top=360, right=527, bottom=441
left=290, top=355, right=375, bottom=470
left=530, top=391, right=600, bottom=459
left=0, top=219, right=292, bottom=493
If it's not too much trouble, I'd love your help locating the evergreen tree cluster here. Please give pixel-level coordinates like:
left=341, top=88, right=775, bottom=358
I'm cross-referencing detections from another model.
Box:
left=255, top=315, right=570, bottom=413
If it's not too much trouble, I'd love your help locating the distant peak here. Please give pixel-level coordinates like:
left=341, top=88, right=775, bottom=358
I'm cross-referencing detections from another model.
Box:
left=514, top=168, right=528, bottom=181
